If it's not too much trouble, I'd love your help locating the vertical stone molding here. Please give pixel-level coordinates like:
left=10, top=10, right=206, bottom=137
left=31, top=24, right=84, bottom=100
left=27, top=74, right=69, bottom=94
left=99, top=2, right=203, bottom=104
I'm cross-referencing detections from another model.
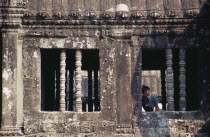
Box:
left=165, top=48, right=175, bottom=111
left=60, top=50, right=66, bottom=112
left=0, top=29, right=24, bottom=136
left=75, top=50, right=83, bottom=112
left=0, top=0, right=25, bottom=135
left=16, top=30, right=24, bottom=128
left=179, top=49, right=186, bottom=111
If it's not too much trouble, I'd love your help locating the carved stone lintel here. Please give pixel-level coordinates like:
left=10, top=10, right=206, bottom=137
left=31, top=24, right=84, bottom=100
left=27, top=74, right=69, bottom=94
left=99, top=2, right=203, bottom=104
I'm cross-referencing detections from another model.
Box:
left=179, top=49, right=186, bottom=111
left=60, top=50, right=66, bottom=112
left=75, top=50, right=83, bottom=112
left=165, top=48, right=174, bottom=111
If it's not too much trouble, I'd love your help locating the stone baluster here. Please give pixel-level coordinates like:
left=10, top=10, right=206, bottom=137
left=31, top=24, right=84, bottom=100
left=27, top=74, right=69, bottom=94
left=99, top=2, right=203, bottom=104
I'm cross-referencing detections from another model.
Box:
left=66, top=70, right=70, bottom=111
left=165, top=49, right=174, bottom=111
left=60, top=50, right=66, bottom=112
left=179, top=49, right=186, bottom=111
left=75, top=50, right=83, bottom=112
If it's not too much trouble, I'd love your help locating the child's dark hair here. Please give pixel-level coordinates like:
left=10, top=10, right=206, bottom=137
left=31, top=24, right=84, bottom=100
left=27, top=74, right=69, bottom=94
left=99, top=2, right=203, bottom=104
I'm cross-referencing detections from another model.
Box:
left=142, top=85, right=150, bottom=94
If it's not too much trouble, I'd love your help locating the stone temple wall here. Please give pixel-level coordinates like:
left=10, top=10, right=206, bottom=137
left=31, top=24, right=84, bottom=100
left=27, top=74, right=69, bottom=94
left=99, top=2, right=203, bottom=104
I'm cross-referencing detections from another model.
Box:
left=0, top=0, right=210, bottom=136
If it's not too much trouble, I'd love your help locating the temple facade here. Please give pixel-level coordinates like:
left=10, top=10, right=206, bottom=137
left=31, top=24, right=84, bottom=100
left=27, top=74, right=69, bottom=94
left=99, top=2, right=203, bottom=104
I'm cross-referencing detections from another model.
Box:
left=0, top=0, right=210, bottom=136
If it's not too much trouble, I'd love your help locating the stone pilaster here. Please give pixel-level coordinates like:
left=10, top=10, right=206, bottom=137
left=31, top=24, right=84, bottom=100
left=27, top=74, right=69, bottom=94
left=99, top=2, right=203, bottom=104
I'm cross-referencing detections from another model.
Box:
left=179, top=49, right=186, bottom=111
left=0, top=0, right=25, bottom=136
left=115, top=40, right=133, bottom=124
left=165, top=48, right=175, bottom=111
left=0, top=29, right=24, bottom=136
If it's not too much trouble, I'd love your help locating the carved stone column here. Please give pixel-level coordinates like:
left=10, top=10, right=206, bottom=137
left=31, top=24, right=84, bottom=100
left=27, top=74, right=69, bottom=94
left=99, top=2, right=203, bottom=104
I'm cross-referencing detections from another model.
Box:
left=60, top=50, right=66, bottom=112
left=179, top=49, right=186, bottom=111
left=0, top=1, right=25, bottom=136
left=75, top=50, right=83, bottom=112
left=165, top=48, right=174, bottom=111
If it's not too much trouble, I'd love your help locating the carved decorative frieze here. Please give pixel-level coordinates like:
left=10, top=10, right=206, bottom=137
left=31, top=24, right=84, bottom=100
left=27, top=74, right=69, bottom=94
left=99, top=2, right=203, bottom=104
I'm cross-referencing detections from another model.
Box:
left=37, top=12, right=49, bottom=19
left=20, top=18, right=204, bottom=27
left=17, top=0, right=28, bottom=8
left=69, top=11, right=82, bottom=19
left=53, top=12, right=62, bottom=19
left=116, top=11, right=129, bottom=19
left=166, top=11, right=178, bottom=18
left=148, top=12, right=162, bottom=19
left=184, top=10, right=199, bottom=18
left=23, top=11, right=34, bottom=19
left=85, top=11, right=97, bottom=19
left=101, top=12, right=114, bottom=19
left=131, top=11, right=144, bottom=19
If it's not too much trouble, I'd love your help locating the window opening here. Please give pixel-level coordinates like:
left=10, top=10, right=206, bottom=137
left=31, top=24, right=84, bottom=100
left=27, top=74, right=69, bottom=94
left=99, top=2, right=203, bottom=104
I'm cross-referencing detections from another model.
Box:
left=41, top=49, right=100, bottom=112
left=142, top=49, right=200, bottom=112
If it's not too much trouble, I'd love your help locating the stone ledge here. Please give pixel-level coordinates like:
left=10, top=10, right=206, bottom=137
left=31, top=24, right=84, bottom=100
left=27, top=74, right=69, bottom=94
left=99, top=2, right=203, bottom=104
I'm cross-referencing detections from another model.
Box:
left=0, top=127, right=24, bottom=137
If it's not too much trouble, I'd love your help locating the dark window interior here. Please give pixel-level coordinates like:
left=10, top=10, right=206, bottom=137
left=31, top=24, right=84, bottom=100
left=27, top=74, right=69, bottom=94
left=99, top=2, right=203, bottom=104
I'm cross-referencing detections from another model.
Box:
left=41, top=49, right=100, bottom=112
left=142, top=49, right=200, bottom=111
left=185, top=49, right=199, bottom=110
left=41, top=49, right=60, bottom=111
left=208, top=50, right=210, bottom=110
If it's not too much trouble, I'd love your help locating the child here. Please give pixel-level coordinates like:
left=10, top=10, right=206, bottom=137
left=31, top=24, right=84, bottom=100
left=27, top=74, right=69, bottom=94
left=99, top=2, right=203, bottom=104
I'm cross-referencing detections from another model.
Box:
left=142, top=85, right=164, bottom=112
